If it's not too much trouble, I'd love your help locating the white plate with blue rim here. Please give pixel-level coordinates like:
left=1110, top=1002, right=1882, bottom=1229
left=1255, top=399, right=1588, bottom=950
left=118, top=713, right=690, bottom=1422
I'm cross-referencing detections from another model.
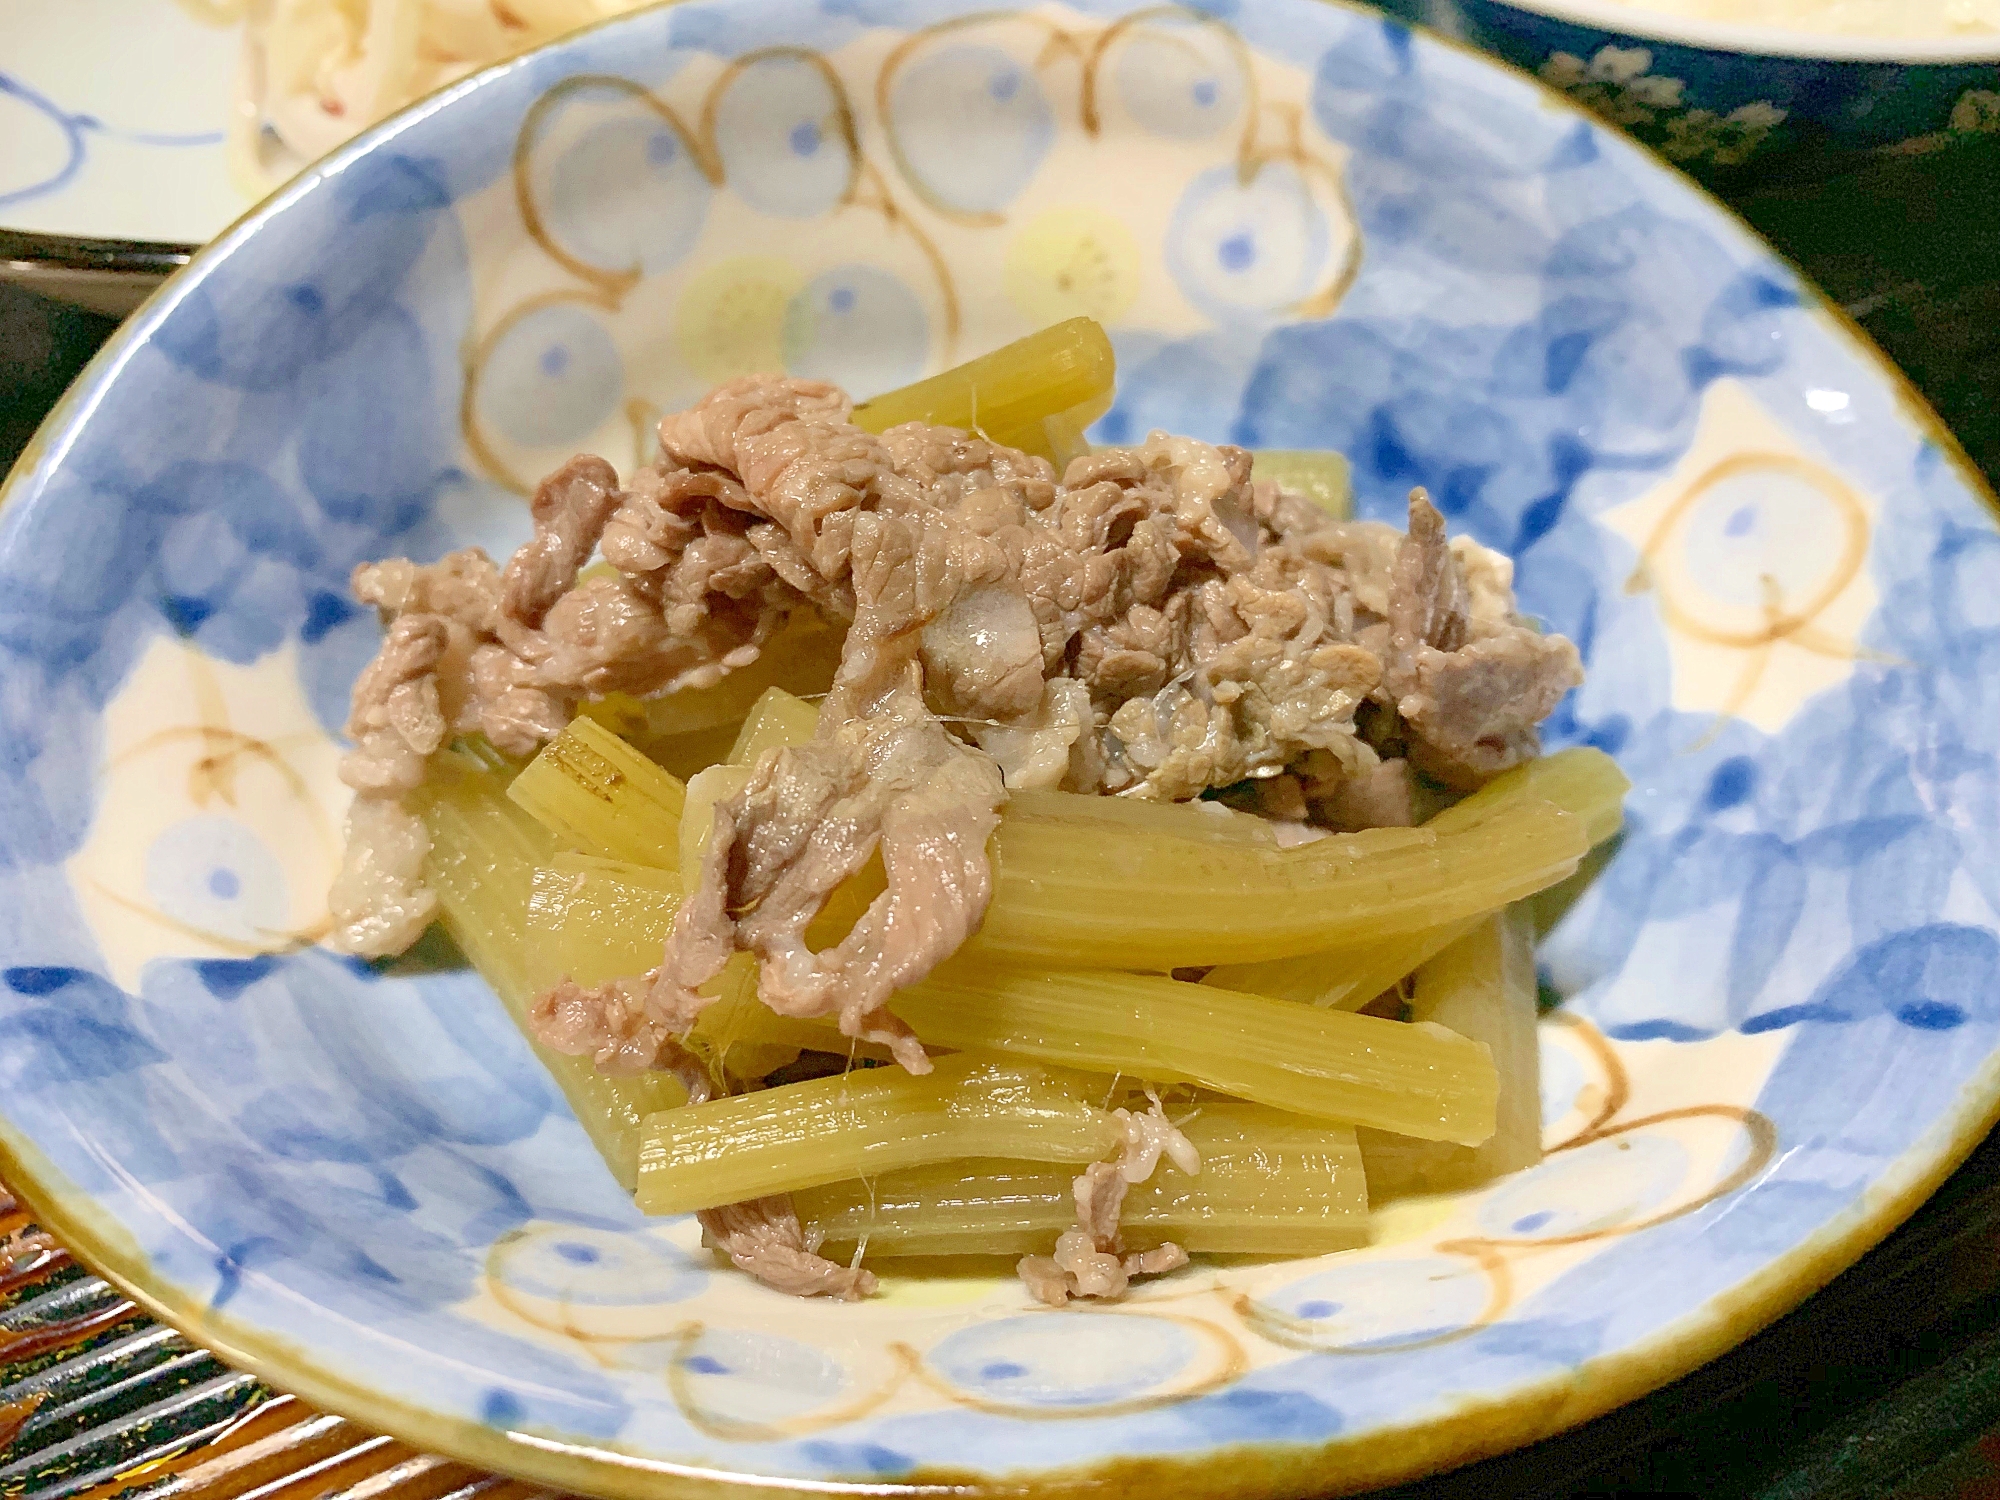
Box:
left=2, top=1, right=1998, bottom=1496
left=0, top=0, right=248, bottom=313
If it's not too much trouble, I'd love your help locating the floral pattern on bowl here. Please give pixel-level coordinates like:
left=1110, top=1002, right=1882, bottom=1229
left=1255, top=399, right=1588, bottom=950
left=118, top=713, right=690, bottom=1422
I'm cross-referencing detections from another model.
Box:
left=1383, top=0, right=2000, bottom=169
left=2, top=1, right=2000, bottom=1496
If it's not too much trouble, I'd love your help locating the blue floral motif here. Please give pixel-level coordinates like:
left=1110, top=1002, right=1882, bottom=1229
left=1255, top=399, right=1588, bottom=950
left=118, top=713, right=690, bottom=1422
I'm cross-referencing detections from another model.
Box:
left=1381, top=0, right=2000, bottom=163
left=0, top=965, right=167, bottom=1086
left=1544, top=423, right=2000, bottom=1042
left=793, top=1440, right=913, bottom=1476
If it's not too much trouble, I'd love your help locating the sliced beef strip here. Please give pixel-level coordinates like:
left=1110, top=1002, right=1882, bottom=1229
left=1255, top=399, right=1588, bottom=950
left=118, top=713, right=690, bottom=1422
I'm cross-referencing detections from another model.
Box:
left=1017, top=1097, right=1197, bottom=1306
left=700, top=1195, right=877, bottom=1302
left=1382, top=490, right=1584, bottom=791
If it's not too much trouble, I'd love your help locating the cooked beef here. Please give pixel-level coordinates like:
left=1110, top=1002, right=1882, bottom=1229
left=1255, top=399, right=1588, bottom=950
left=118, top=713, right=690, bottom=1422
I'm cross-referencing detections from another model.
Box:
left=327, top=793, right=435, bottom=958
left=527, top=975, right=698, bottom=1080
left=1309, top=751, right=1417, bottom=832
left=650, top=670, right=1001, bottom=1074
left=502, top=455, right=623, bottom=629
left=1124, top=1242, right=1194, bottom=1277
left=699, top=1195, right=878, bottom=1301
left=1015, top=1251, right=1076, bottom=1306
left=1383, top=492, right=1584, bottom=789
left=1114, top=1093, right=1203, bottom=1181
left=335, top=380, right=1579, bottom=993
left=340, top=614, right=449, bottom=794
left=1017, top=1094, right=1197, bottom=1306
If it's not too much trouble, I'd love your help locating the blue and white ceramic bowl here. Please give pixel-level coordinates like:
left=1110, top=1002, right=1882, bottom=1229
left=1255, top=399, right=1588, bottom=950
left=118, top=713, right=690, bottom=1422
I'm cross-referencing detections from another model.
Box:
left=3, top=2, right=1999, bottom=1495
left=1385, top=0, right=2000, bottom=169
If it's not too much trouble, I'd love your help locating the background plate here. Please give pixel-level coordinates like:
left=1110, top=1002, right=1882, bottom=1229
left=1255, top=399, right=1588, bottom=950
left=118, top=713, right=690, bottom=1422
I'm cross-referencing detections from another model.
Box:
left=0, top=0, right=243, bottom=246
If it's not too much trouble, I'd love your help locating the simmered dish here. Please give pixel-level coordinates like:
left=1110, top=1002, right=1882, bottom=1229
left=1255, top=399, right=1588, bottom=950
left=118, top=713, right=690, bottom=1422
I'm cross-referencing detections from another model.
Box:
left=331, top=319, right=1624, bottom=1304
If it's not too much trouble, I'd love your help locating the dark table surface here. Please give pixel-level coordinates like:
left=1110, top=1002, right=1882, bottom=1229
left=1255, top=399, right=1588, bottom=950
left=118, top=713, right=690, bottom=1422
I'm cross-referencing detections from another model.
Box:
left=3, top=133, right=2000, bottom=1500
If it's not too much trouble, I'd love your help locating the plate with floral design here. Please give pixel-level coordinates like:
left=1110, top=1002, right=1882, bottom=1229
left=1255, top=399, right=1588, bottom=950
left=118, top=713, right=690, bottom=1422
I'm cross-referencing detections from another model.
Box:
left=1, top=1, right=1998, bottom=1496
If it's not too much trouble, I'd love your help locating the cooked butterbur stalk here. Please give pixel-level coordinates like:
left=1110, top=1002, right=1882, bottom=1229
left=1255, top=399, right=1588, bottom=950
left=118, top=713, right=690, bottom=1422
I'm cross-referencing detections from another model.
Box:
left=506, top=715, right=685, bottom=867
left=523, top=854, right=809, bottom=1075
left=888, top=967, right=1497, bottom=1144
left=1006, top=786, right=1281, bottom=847
left=512, top=731, right=1616, bottom=977
left=1361, top=906, right=1544, bottom=1198
left=799, top=1105, right=1368, bottom=1259
left=517, top=839, right=1498, bottom=1141
left=1317, top=916, right=1488, bottom=1011
left=971, top=747, right=1623, bottom=970
left=972, top=790, right=1585, bottom=970
left=511, top=706, right=1620, bottom=1000
left=521, top=859, right=858, bottom=1079
left=635, top=1055, right=1126, bottom=1216
left=526, top=857, right=682, bottom=987
left=1204, top=916, right=1483, bottom=1010
left=849, top=316, right=1115, bottom=467
left=1248, top=449, right=1354, bottom=520
left=1201, top=750, right=1627, bottom=1006
left=1430, top=746, right=1629, bottom=849
left=517, top=875, right=1494, bottom=1141
left=727, top=684, right=822, bottom=767
left=419, top=755, right=686, bottom=1189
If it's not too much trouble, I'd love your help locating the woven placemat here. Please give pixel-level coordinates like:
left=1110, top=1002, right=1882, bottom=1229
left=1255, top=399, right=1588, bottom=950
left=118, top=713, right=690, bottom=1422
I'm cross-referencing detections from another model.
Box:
left=1, top=1179, right=557, bottom=1500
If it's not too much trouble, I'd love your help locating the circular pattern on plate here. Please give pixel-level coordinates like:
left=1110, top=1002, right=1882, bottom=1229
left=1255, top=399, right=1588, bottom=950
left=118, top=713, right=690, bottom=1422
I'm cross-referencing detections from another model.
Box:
left=672, top=1328, right=850, bottom=1426
left=540, top=106, right=712, bottom=276
left=142, top=814, right=291, bottom=947
left=1109, top=15, right=1247, bottom=141
left=928, top=1314, right=1197, bottom=1408
left=888, top=42, right=1055, bottom=216
left=1477, top=1135, right=1692, bottom=1242
left=1166, top=162, right=1330, bottom=318
left=710, top=55, right=855, bottom=220
left=1251, top=1256, right=1495, bottom=1351
left=489, top=1223, right=707, bottom=1308
left=781, top=265, right=930, bottom=393
left=473, top=301, right=623, bottom=450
